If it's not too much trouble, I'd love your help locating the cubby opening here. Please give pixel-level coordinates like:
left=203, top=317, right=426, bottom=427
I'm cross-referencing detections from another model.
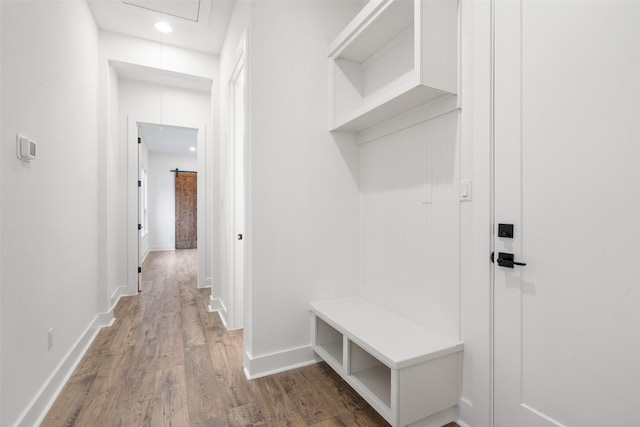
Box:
left=329, top=0, right=458, bottom=131
left=316, top=318, right=344, bottom=368
left=349, top=341, right=391, bottom=409
left=333, top=23, right=415, bottom=120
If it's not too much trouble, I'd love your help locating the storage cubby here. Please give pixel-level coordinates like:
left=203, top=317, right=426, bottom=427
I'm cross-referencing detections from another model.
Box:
left=349, top=341, right=391, bottom=409
left=329, top=0, right=459, bottom=131
left=315, top=317, right=344, bottom=370
left=310, top=298, right=463, bottom=426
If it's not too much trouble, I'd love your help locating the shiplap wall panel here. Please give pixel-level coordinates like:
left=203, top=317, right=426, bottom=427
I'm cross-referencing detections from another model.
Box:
left=360, top=111, right=460, bottom=338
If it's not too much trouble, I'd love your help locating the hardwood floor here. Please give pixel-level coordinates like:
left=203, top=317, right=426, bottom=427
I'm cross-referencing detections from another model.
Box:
left=42, top=250, right=459, bottom=427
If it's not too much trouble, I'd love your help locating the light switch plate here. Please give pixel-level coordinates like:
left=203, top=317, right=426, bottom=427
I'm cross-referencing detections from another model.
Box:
left=460, top=179, right=472, bottom=201
left=422, top=183, right=432, bottom=204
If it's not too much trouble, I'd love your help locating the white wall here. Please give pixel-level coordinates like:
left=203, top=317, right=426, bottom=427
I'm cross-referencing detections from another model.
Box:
left=360, top=111, right=461, bottom=339
left=148, top=152, right=198, bottom=251
left=0, top=2, right=102, bottom=426
left=459, top=0, right=476, bottom=422
left=242, top=0, right=364, bottom=376
left=98, top=31, right=218, bottom=303
left=119, top=79, right=212, bottom=129
left=0, top=4, right=4, bottom=423
left=106, top=66, right=121, bottom=307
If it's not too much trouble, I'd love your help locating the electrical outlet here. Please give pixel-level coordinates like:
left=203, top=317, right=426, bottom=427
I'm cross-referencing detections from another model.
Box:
left=48, top=328, right=54, bottom=351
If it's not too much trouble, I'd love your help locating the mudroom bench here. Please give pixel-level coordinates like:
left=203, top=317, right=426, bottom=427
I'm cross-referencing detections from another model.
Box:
left=310, top=298, right=463, bottom=427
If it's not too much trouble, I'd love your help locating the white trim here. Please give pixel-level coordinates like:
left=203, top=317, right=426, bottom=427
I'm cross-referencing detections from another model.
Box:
left=357, top=95, right=458, bottom=144
left=149, top=245, right=177, bottom=252
left=469, top=1, right=494, bottom=426
left=204, top=277, right=212, bottom=288
left=406, top=407, right=458, bottom=427
left=458, top=397, right=473, bottom=427
left=243, top=346, right=321, bottom=380
left=208, top=295, right=229, bottom=329
left=109, top=285, right=130, bottom=309
left=14, top=311, right=114, bottom=427
left=140, top=247, right=150, bottom=264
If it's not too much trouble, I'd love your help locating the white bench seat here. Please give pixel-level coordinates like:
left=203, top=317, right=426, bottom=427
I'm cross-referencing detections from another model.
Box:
left=310, top=297, right=463, bottom=427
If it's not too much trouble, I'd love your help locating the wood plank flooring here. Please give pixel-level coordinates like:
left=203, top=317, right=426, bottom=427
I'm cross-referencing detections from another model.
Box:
left=42, top=250, right=460, bottom=427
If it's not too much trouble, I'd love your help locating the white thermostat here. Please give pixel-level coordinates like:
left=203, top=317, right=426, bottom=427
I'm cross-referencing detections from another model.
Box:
left=16, top=135, right=36, bottom=161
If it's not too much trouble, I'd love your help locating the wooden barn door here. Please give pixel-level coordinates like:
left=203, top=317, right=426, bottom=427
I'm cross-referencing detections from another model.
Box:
left=175, top=172, right=197, bottom=249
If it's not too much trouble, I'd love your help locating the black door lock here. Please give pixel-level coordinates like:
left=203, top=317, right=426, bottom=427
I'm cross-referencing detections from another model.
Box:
left=498, top=224, right=514, bottom=238
left=238, top=234, right=243, bottom=240
left=497, top=252, right=527, bottom=268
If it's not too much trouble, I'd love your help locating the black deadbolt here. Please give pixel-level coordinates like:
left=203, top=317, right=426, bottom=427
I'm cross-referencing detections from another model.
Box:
left=498, top=223, right=514, bottom=238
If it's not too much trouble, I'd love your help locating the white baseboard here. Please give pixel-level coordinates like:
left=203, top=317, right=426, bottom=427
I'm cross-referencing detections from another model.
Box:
left=15, top=310, right=115, bottom=427
left=140, top=248, right=150, bottom=264
left=407, top=406, right=458, bottom=427
left=149, top=246, right=176, bottom=252
left=243, top=345, right=321, bottom=380
left=457, top=397, right=473, bottom=427
left=208, top=296, right=228, bottom=329
left=110, top=285, right=128, bottom=309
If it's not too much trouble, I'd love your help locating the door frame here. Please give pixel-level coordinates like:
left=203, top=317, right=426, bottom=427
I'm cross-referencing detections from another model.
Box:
left=469, top=1, right=497, bottom=426
left=126, top=116, right=207, bottom=294
left=226, top=33, right=248, bottom=331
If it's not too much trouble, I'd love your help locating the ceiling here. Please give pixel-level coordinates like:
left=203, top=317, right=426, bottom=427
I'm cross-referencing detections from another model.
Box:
left=88, top=0, right=235, bottom=55
left=139, top=123, right=198, bottom=156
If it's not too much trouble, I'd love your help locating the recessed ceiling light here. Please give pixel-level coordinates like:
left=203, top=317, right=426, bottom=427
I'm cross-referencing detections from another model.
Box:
left=189, top=147, right=196, bottom=152
left=155, top=21, right=172, bottom=34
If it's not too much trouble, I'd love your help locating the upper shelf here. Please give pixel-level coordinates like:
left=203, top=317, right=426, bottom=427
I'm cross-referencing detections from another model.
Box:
left=328, top=0, right=458, bottom=132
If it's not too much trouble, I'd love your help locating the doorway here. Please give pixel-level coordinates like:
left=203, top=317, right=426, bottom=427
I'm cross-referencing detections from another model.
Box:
left=129, top=120, right=204, bottom=294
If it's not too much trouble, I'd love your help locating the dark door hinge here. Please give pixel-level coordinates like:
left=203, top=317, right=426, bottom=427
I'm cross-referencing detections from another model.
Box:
left=491, top=251, right=494, bottom=263
left=138, top=180, right=141, bottom=187
left=138, top=224, right=142, bottom=230
left=138, top=137, right=141, bottom=144
left=138, top=267, right=142, bottom=274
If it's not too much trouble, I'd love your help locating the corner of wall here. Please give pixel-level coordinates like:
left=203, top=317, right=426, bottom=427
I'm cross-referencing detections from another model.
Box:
left=243, top=346, right=320, bottom=381
left=208, top=296, right=229, bottom=329
left=458, top=397, right=473, bottom=427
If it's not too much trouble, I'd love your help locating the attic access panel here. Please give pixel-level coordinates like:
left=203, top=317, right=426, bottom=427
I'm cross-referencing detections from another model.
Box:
left=123, top=0, right=202, bottom=22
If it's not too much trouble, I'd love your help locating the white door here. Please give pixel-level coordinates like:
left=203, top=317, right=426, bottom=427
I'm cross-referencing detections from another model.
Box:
left=228, top=45, right=247, bottom=330
left=493, top=1, right=640, bottom=426
left=233, top=67, right=246, bottom=328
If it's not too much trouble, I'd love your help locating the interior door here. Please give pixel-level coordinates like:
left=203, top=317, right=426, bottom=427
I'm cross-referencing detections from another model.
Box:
left=232, top=64, right=246, bottom=328
left=137, top=134, right=142, bottom=292
left=493, top=1, right=640, bottom=426
left=175, top=172, right=198, bottom=249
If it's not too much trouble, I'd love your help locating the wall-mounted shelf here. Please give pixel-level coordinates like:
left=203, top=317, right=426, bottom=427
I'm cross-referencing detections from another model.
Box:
left=329, top=0, right=458, bottom=132
left=310, top=298, right=463, bottom=426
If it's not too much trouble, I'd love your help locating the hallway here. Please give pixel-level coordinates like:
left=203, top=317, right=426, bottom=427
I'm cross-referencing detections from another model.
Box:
left=40, top=250, right=395, bottom=426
